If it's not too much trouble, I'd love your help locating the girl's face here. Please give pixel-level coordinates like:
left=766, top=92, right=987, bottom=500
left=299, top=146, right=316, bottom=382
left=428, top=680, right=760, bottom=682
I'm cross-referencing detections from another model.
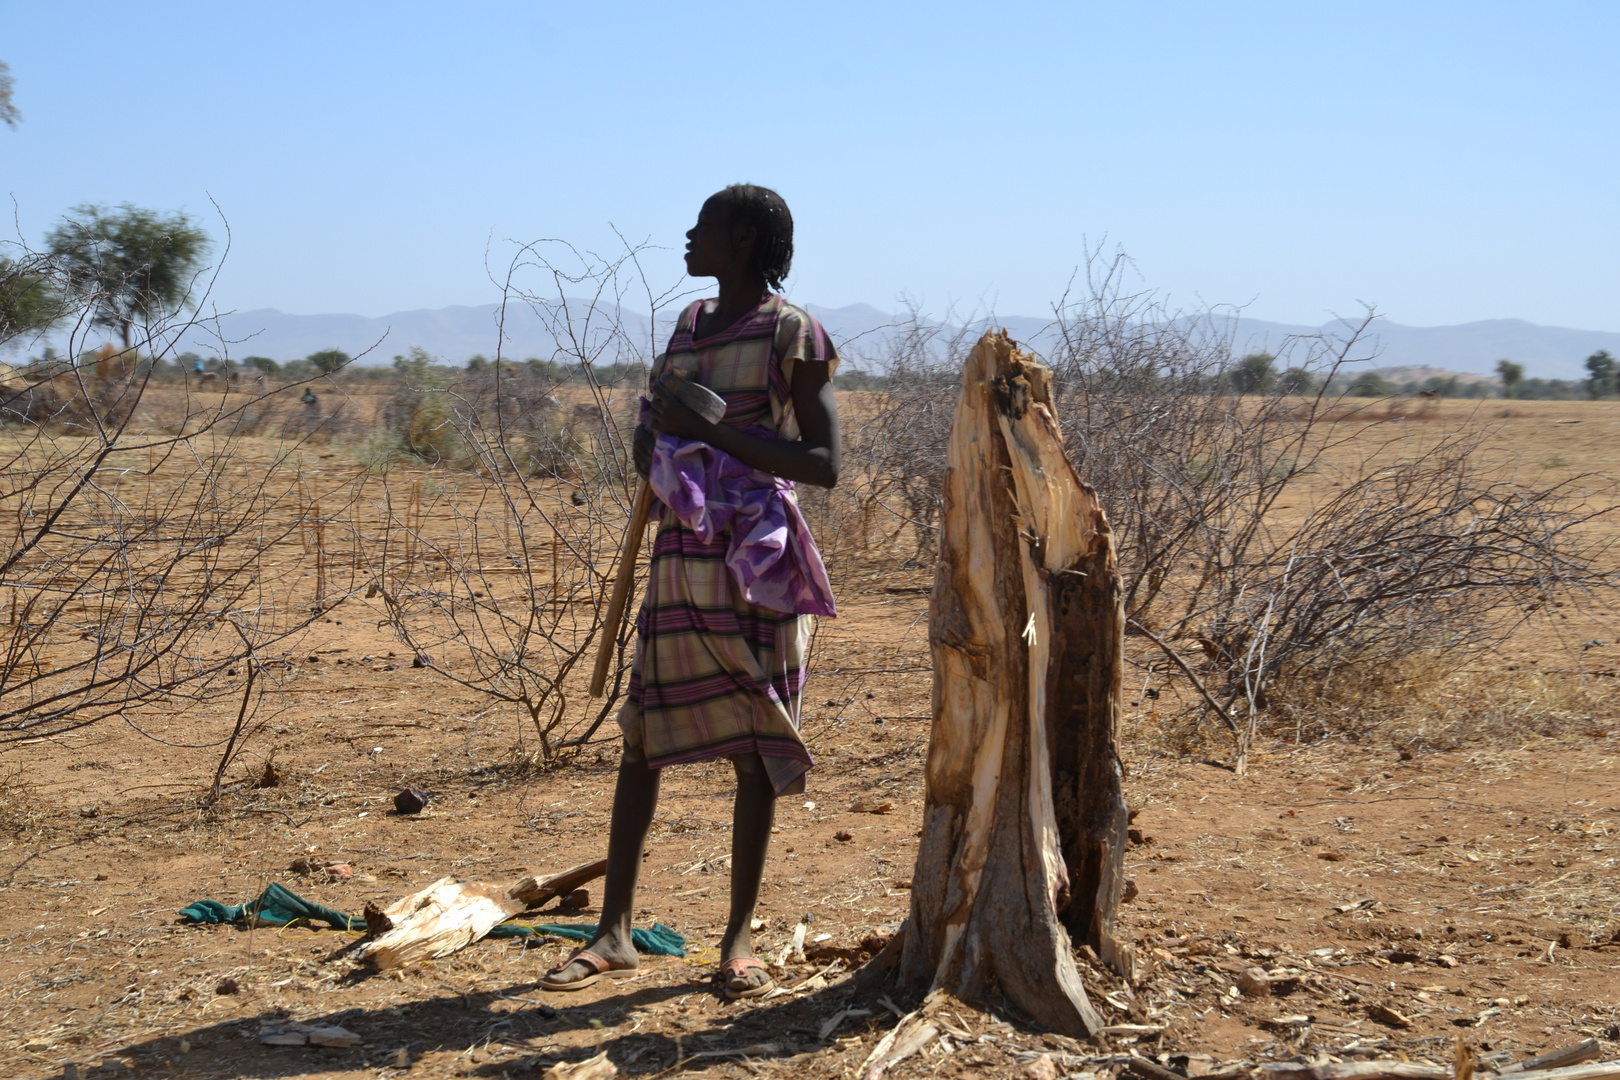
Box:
left=684, top=197, right=754, bottom=280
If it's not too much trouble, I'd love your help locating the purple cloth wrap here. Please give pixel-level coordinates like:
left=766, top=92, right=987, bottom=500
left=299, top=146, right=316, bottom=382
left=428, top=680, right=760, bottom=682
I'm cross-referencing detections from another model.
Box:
left=642, top=403, right=836, bottom=618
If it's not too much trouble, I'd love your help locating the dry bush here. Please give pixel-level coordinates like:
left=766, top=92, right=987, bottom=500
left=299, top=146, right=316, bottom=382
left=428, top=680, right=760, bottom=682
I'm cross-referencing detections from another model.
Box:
left=0, top=227, right=363, bottom=798
left=789, top=308, right=979, bottom=587
left=363, top=239, right=688, bottom=762
left=843, top=314, right=974, bottom=562
left=854, top=252, right=1617, bottom=770
left=1265, top=652, right=1620, bottom=754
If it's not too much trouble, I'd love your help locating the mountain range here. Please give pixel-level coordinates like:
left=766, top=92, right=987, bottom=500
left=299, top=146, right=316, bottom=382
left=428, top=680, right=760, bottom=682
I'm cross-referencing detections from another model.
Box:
left=152, top=302, right=1620, bottom=382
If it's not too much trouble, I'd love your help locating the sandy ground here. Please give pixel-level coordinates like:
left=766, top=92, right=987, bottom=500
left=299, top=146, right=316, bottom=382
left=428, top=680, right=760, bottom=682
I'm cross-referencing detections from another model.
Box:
left=0, top=397, right=1617, bottom=1079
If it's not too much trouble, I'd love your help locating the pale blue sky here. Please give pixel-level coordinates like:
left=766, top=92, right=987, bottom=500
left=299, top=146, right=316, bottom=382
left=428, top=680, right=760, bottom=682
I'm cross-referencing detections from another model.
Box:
left=4, top=1, right=1617, bottom=329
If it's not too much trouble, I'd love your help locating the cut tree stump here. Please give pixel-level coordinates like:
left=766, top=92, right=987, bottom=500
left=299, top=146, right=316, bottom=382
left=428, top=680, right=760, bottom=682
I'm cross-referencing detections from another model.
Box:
left=358, top=858, right=607, bottom=969
left=858, top=331, right=1131, bottom=1037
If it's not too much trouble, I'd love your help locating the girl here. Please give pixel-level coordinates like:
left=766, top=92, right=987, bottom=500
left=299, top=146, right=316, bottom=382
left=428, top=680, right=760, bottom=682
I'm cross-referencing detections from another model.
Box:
left=541, top=184, right=841, bottom=1000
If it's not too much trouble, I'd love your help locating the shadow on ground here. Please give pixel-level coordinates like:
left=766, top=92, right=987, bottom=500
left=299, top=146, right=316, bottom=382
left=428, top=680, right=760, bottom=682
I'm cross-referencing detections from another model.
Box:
left=93, top=973, right=880, bottom=1078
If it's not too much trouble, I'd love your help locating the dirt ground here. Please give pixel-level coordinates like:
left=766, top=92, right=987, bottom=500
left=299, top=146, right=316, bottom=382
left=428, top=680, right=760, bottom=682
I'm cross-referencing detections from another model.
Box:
left=1, top=398, right=1617, bottom=1079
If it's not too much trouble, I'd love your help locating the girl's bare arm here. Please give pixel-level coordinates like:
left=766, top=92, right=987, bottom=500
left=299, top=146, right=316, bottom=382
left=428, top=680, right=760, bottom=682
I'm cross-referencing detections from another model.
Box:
left=642, top=360, right=841, bottom=488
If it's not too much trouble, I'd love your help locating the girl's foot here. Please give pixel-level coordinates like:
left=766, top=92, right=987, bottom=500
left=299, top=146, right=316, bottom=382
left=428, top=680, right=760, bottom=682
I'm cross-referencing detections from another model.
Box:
left=540, top=939, right=639, bottom=991
left=719, top=955, right=774, bottom=999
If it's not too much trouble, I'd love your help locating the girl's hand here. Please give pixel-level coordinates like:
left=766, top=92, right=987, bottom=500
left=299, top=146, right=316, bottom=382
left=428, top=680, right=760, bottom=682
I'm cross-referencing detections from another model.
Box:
left=648, top=378, right=717, bottom=442
left=632, top=423, right=655, bottom=478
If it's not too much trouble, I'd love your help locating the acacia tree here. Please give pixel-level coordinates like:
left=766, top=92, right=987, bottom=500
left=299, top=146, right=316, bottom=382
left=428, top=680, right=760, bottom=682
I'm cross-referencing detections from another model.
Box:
left=46, top=204, right=210, bottom=351
left=1585, top=350, right=1616, bottom=400
left=307, top=348, right=350, bottom=374
left=0, top=254, right=65, bottom=344
left=1495, top=358, right=1524, bottom=398
left=1230, top=351, right=1277, bottom=394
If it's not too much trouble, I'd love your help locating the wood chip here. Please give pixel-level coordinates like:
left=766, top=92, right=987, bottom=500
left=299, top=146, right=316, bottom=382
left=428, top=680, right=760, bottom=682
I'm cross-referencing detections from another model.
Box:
left=1509, top=1063, right=1620, bottom=1080
left=1129, top=1057, right=1188, bottom=1080
left=1263, top=1015, right=1314, bottom=1031
left=543, top=1050, right=617, bottom=1079
left=861, top=1017, right=938, bottom=1080
left=1366, top=1004, right=1413, bottom=1029
left=258, top=1022, right=362, bottom=1047
left=1502, top=1042, right=1604, bottom=1075
left=1237, top=967, right=1272, bottom=997
left=1256, top=1063, right=1450, bottom=1080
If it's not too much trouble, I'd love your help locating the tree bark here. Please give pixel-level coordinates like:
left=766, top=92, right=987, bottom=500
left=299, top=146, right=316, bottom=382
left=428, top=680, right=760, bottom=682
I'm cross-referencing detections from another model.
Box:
left=859, top=331, right=1131, bottom=1037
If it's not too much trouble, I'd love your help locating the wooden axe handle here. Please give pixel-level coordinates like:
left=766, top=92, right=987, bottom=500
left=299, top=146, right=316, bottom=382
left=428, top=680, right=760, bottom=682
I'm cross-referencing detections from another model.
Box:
left=589, top=479, right=655, bottom=698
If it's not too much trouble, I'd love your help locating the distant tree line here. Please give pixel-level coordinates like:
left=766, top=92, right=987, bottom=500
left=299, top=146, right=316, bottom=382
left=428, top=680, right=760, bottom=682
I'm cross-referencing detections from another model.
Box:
left=833, top=348, right=1616, bottom=401
left=1494, top=351, right=1617, bottom=400
left=11, top=201, right=1612, bottom=404
left=838, top=351, right=1494, bottom=398
left=16, top=340, right=653, bottom=390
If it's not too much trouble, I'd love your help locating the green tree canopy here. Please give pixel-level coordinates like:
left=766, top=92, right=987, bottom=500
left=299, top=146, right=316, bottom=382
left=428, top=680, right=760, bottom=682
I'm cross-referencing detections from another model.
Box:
left=307, top=348, right=350, bottom=374
left=1230, top=352, right=1276, bottom=395
left=1584, top=350, right=1616, bottom=400
left=0, top=255, right=64, bottom=346
left=1276, top=366, right=1317, bottom=396
left=245, top=356, right=279, bottom=374
left=1495, top=359, right=1524, bottom=398
left=393, top=346, right=449, bottom=387
left=46, top=204, right=210, bottom=351
left=524, top=356, right=565, bottom=381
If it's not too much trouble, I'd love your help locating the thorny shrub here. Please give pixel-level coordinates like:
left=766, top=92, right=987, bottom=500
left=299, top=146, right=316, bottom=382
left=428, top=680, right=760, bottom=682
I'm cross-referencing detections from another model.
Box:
left=363, top=239, right=684, bottom=763
left=0, top=219, right=359, bottom=800
left=843, top=252, right=1617, bottom=771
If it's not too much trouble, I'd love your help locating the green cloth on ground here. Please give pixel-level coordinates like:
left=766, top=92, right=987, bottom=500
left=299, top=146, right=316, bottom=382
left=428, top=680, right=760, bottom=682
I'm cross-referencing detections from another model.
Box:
left=179, top=882, right=364, bottom=931
left=489, top=921, right=686, bottom=956
left=178, top=883, right=686, bottom=956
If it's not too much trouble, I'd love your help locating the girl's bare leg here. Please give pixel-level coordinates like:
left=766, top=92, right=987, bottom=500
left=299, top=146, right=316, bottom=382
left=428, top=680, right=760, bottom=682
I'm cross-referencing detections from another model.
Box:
left=718, top=752, right=777, bottom=992
left=542, top=750, right=659, bottom=985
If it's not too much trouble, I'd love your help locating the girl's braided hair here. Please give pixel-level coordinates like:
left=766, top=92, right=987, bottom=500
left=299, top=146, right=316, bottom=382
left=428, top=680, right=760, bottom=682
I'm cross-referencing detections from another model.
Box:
left=713, top=184, right=794, bottom=292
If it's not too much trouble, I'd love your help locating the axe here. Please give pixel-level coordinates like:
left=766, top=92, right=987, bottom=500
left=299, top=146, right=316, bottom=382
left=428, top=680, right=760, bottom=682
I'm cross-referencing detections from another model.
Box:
left=589, top=372, right=728, bottom=697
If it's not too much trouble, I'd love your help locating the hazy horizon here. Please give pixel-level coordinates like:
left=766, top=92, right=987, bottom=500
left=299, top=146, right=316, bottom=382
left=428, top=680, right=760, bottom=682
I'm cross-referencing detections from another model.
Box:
left=81, top=298, right=1618, bottom=384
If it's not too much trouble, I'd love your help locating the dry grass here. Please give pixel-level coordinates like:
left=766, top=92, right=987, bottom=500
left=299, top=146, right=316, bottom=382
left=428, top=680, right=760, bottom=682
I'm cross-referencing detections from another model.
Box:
left=0, top=762, right=46, bottom=832
left=1265, top=654, right=1620, bottom=751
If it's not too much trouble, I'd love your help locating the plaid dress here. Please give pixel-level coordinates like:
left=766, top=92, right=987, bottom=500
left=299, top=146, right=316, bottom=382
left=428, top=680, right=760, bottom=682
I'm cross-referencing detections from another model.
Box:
left=619, top=294, right=839, bottom=796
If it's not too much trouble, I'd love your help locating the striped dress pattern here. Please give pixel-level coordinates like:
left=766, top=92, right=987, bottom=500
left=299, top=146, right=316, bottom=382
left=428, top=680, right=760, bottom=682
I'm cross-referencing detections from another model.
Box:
left=618, top=293, right=839, bottom=796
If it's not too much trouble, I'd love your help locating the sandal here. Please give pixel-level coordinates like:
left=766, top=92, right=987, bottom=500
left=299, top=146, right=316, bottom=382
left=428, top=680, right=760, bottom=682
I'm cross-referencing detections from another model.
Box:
left=539, top=948, right=636, bottom=992
left=719, top=956, right=775, bottom=1000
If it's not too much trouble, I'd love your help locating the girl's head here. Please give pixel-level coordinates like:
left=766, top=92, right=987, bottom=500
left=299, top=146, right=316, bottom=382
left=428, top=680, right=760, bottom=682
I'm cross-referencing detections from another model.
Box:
left=684, top=184, right=794, bottom=291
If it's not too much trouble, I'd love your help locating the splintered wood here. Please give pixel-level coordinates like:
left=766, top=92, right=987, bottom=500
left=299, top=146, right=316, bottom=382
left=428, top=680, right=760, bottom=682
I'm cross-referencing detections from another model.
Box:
left=860, top=331, right=1131, bottom=1038
left=359, top=877, right=521, bottom=969
left=358, top=858, right=607, bottom=969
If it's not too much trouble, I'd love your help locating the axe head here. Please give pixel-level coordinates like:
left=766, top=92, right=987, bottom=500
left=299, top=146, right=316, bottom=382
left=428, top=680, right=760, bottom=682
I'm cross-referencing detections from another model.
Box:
left=661, top=370, right=727, bottom=425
